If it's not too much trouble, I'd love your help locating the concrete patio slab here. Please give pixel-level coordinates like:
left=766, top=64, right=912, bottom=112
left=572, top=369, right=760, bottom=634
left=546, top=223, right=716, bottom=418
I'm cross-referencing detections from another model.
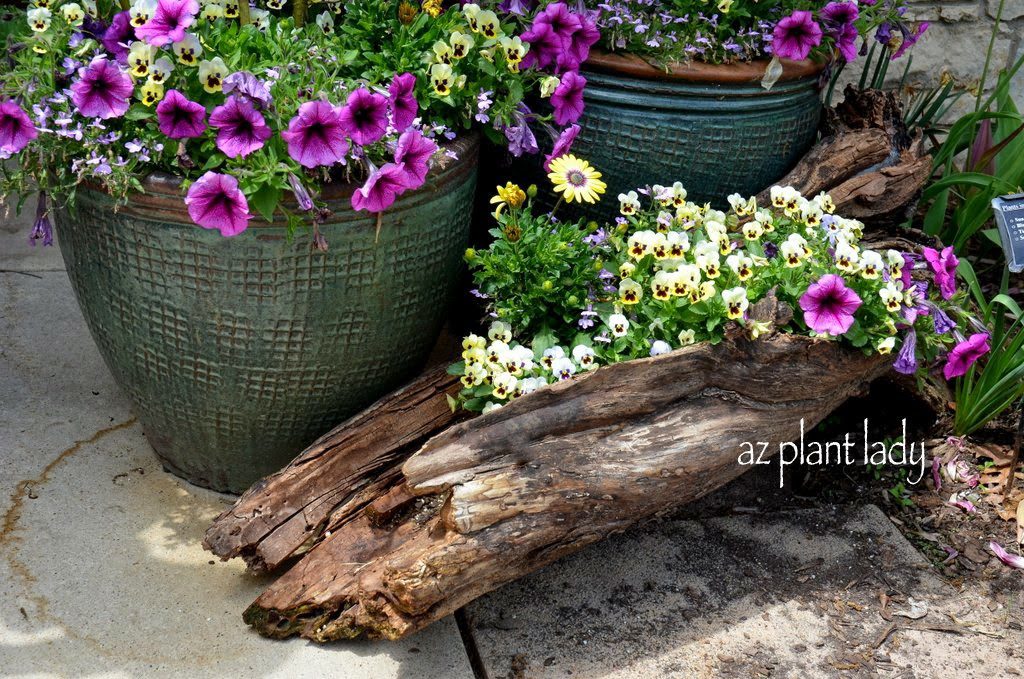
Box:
left=464, top=504, right=1022, bottom=678
left=0, top=224, right=475, bottom=678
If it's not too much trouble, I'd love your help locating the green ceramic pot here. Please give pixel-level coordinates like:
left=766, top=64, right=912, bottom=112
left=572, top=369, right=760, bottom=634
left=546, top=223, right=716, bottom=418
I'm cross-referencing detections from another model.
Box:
left=570, top=52, right=824, bottom=220
left=55, top=135, right=478, bottom=493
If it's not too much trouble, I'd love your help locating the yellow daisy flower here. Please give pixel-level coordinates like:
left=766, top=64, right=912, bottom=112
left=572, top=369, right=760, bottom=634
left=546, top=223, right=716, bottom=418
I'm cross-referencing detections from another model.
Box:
left=547, top=155, right=606, bottom=204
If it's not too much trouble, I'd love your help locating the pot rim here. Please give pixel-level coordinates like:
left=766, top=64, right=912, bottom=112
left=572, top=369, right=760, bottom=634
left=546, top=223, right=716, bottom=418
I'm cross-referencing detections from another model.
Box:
left=584, top=50, right=825, bottom=85
left=77, top=132, right=479, bottom=228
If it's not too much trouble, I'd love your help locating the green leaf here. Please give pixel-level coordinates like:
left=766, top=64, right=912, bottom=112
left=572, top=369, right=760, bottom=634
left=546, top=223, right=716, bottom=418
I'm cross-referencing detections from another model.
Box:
left=249, top=184, right=282, bottom=222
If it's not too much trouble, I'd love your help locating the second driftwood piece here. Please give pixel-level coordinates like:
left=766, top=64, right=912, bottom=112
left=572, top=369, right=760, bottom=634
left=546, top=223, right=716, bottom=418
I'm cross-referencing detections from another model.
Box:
left=240, top=328, right=888, bottom=641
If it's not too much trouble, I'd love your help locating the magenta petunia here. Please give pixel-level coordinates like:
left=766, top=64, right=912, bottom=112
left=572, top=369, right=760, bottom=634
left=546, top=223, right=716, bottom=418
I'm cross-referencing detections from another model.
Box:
left=351, top=163, right=408, bottom=213
left=799, top=273, right=862, bottom=336
left=922, top=245, right=958, bottom=300
left=135, top=0, right=199, bottom=46
left=943, top=333, right=990, bottom=380
left=892, top=22, right=928, bottom=59
left=544, top=123, right=580, bottom=171
left=185, top=171, right=252, bottom=237
left=70, top=57, right=134, bottom=119
left=393, top=129, right=438, bottom=187
left=520, top=23, right=563, bottom=71
left=835, top=22, right=859, bottom=62
left=340, top=88, right=389, bottom=147
left=772, top=10, right=823, bottom=61
left=820, top=1, right=859, bottom=27
left=101, top=11, right=134, bottom=63
left=156, top=89, right=207, bottom=139
left=388, top=72, right=418, bottom=132
left=209, top=96, right=271, bottom=158
left=280, top=100, right=350, bottom=168
left=559, top=13, right=600, bottom=72
left=0, top=100, right=38, bottom=154
left=550, top=71, right=586, bottom=126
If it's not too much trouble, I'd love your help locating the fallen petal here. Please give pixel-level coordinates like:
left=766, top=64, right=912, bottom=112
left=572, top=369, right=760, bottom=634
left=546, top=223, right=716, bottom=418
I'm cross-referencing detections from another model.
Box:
left=941, top=545, right=958, bottom=564
left=931, top=457, right=942, bottom=492
left=989, top=541, right=1024, bottom=570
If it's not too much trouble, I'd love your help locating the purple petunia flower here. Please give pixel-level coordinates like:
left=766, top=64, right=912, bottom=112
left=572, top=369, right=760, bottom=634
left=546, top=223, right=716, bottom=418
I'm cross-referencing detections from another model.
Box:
left=70, top=57, right=134, bottom=120
left=943, top=333, right=990, bottom=379
left=772, top=10, right=823, bottom=61
left=0, top=100, right=38, bottom=154
left=520, top=23, right=563, bottom=71
left=930, top=304, right=957, bottom=334
left=559, top=12, right=600, bottom=72
left=504, top=122, right=539, bottom=157
left=892, top=21, right=928, bottom=59
left=156, top=89, right=207, bottom=139
left=185, top=171, right=252, bottom=237
left=136, top=0, right=199, bottom=47
left=388, top=73, right=418, bottom=132
left=222, top=71, right=273, bottom=109
left=351, top=163, right=407, bottom=213
left=393, top=128, right=438, bottom=187
left=922, top=245, right=958, bottom=300
left=544, top=123, right=580, bottom=171
left=340, top=87, right=388, bottom=147
left=799, top=273, right=862, bottom=336
left=28, top=192, right=53, bottom=247
left=550, top=71, right=586, bottom=126
left=281, top=100, right=350, bottom=168
left=101, top=11, right=134, bottom=63
left=209, top=96, right=271, bottom=158
left=820, top=1, right=859, bottom=28
left=893, top=329, right=918, bottom=375
left=835, top=23, right=859, bottom=62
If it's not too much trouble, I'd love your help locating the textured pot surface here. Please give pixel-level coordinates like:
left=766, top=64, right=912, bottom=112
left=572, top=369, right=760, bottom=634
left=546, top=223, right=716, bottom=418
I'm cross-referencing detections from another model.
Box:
left=56, top=135, right=478, bottom=493
left=572, top=53, right=823, bottom=220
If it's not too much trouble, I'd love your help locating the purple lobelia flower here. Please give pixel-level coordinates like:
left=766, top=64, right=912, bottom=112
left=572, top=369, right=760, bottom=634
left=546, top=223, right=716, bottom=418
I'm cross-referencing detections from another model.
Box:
left=550, top=71, right=586, bottom=126
left=136, top=0, right=199, bottom=47
left=340, top=87, right=388, bottom=147
left=28, top=192, right=53, bottom=247
left=544, top=123, right=579, bottom=171
left=772, top=11, right=823, bottom=61
left=922, top=245, right=958, bottom=300
left=70, top=57, right=134, bottom=119
left=388, top=73, right=418, bottom=132
left=281, top=101, right=349, bottom=168
left=393, top=128, right=438, bottom=187
left=943, top=333, right=990, bottom=379
left=156, top=89, right=207, bottom=139
left=101, top=11, right=134, bottom=62
left=0, top=100, right=38, bottom=154
left=892, top=329, right=918, bottom=375
left=185, top=171, right=252, bottom=236
left=351, top=163, right=407, bottom=212
left=799, top=273, right=862, bottom=336
left=222, top=71, right=273, bottom=109
left=209, top=96, right=271, bottom=158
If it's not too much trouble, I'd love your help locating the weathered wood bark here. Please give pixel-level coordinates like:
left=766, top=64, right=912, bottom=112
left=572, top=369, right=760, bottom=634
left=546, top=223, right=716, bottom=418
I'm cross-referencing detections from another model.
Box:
left=756, top=86, right=932, bottom=229
left=202, top=364, right=465, bottom=571
left=241, top=331, right=888, bottom=641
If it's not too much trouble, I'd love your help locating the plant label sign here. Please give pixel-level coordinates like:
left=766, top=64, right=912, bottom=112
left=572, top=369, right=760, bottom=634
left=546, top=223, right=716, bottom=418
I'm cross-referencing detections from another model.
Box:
left=992, top=193, right=1024, bottom=273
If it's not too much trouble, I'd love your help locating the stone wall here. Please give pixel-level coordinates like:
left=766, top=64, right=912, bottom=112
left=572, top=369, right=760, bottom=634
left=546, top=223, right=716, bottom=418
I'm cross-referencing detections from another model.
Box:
left=897, top=0, right=1023, bottom=109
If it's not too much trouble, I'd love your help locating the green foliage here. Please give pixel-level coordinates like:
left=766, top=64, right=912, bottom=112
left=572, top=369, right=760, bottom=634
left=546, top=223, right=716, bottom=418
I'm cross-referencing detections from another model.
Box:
left=467, top=186, right=605, bottom=339
left=952, top=260, right=1024, bottom=436
left=920, top=50, right=1024, bottom=252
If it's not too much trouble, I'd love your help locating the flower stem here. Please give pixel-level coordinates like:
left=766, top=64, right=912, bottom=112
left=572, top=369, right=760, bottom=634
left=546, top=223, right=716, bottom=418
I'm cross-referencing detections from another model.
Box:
left=975, top=0, right=1004, bottom=112
left=238, top=0, right=251, bottom=25
left=293, top=0, right=307, bottom=27
left=118, top=0, right=129, bottom=11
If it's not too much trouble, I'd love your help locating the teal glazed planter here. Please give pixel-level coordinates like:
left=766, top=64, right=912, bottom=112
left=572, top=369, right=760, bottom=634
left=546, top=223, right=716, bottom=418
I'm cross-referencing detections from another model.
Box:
left=573, top=52, right=824, bottom=220
left=55, top=135, right=478, bottom=493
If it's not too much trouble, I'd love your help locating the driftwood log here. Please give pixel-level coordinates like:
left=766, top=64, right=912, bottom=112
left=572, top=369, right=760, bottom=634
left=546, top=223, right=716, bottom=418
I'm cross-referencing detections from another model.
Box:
left=208, top=321, right=888, bottom=640
left=756, top=86, right=932, bottom=230
left=203, top=86, right=926, bottom=641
